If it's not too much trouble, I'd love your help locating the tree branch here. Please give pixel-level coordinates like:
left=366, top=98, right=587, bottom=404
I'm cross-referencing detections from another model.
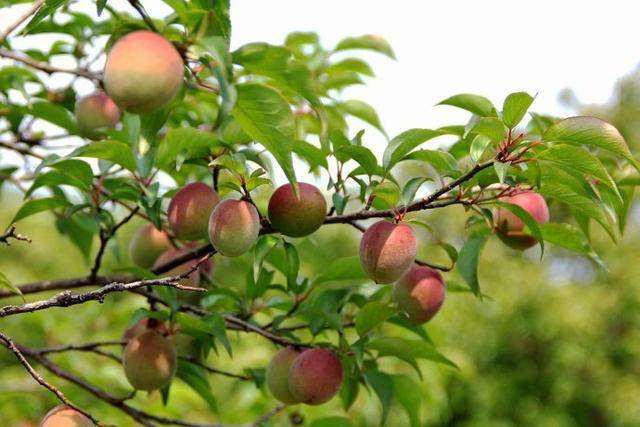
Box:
left=89, top=207, right=140, bottom=281
left=0, top=48, right=100, bottom=81
left=0, top=0, right=46, bottom=43
left=0, top=224, right=31, bottom=246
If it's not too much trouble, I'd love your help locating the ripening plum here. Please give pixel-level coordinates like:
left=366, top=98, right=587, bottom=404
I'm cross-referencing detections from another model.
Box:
left=153, top=243, right=212, bottom=288
left=104, top=30, right=184, bottom=114
left=288, top=348, right=343, bottom=405
left=128, top=224, right=171, bottom=268
left=393, top=266, right=446, bottom=324
left=75, top=92, right=120, bottom=139
left=495, top=191, right=549, bottom=250
left=266, top=346, right=303, bottom=404
left=122, top=317, right=169, bottom=342
left=168, top=182, right=220, bottom=241
left=123, top=330, right=177, bottom=391
left=40, top=404, right=92, bottom=427
left=208, top=199, right=260, bottom=257
left=359, top=220, right=417, bottom=284
left=268, top=183, right=327, bottom=237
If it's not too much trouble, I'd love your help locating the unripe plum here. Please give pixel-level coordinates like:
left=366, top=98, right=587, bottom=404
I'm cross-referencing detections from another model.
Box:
left=495, top=191, right=549, bottom=250
left=266, top=346, right=303, bottom=404
left=40, top=404, right=92, bottom=427
left=208, top=199, right=260, bottom=257
left=75, top=92, right=120, bottom=139
left=128, top=224, right=171, bottom=268
left=123, top=330, right=177, bottom=391
left=168, top=182, right=220, bottom=241
left=268, top=183, right=327, bottom=237
left=288, top=348, right=343, bottom=405
left=104, top=30, right=183, bottom=114
left=153, top=243, right=212, bottom=287
left=393, top=266, right=446, bottom=324
left=359, top=220, right=417, bottom=284
left=122, top=317, right=169, bottom=342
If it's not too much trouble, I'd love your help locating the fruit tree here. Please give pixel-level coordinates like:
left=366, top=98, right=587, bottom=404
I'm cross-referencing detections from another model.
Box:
left=0, top=0, right=638, bottom=426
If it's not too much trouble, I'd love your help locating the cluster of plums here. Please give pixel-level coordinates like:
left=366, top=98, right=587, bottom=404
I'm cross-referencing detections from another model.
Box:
left=65, top=29, right=553, bottom=415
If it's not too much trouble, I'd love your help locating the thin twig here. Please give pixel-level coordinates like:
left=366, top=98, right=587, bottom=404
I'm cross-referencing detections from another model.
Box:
left=0, top=0, right=46, bottom=43
left=0, top=224, right=31, bottom=245
left=89, top=207, right=140, bottom=281
left=0, top=48, right=100, bottom=81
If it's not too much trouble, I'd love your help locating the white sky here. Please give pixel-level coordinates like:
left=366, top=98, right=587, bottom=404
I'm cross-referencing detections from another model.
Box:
left=2, top=0, right=640, bottom=181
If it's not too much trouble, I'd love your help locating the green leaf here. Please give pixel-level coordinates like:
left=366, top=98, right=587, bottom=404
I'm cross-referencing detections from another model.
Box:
left=540, top=223, right=590, bottom=254
left=11, top=197, right=70, bottom=224
left=457, top=234, right=488, bottom=297
left=401, top=177, right=429, bottom=204
left=25, top=170, right=89, bottom=197
left=368, top=337, right=457, bottom=369
left=403, top=149, right=459, bottom=176
left=502, top=92, right=535, bottom=128
left=0, top=272, right=24, bottom=301
left=383, top=128, right=445, bottom=170
left=438, top=93, right=497, bottom=117
left=233, top=83, right=297, bottom=186
left=176, top=360, right=217, bottom=413
left=24, top=0, right=67, bottom=34
left=543, top=116, right=637, bottom=168
left=338, top=145, right=378, bottom=176
left=292, top=140, right=328, bottom=170
left=335, top=35, right=396, bottom=59
left=364, top=371, right=394, bottom=426
left=393, top=375, right=422, bottom=427
left=158, top=128, right=222, bottom=169
left=371, top=181, right=400, bottom=210
left=70, top=141, right=136, bottom=172
left=326, top=58, right=375, bottom=77
left=341, top=100, right=385, bottom=135
left=494, top=201, right=545, bottom=257
left=283, top=241, right=301, bottom=292
left=355, top=301, right=397, bottom=337
left=253, top=235, right=280, bottom=284
left=314, top=256, right=366, bottom=284
left=470, top=117, right=505, bottom=142
left=470, top=135, right=492, bottom=162
left=310, top=417, right=355, bottom=427
left=31, top=102, right=79, bottom=134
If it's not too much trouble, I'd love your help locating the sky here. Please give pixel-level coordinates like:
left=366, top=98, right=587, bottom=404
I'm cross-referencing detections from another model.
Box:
left=1, top=0, right=640, bottom=177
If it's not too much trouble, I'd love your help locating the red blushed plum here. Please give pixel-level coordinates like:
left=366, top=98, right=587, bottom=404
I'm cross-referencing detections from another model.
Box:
left=268, top=183, right=327, bottom=237
left=75, top=92, right=120, bottom=139
left=359, top=220, right=417, bottom=284
left=128, top=224, right=172, bottom=268
left=153, top=243, right=212, bottom=287
left=40, top=405, right=92, bottom=427
left=123, top=330, right=177, bottom=391
left=266, top=346, right=303, bottom=404
left=208, top=199, right=260, bottom=257
left=288, top=348, right=343, bottom=405
left=168, top=182, right=220, bottom=241
left=104, top=30, right=183, bottom=114
left=393, top=266, right=446, bottom=324
left=495, top=191, right=550, bottom=250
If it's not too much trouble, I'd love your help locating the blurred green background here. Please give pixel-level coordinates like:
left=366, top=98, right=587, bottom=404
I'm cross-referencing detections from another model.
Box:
left=2, top=73, right=640, bottom=427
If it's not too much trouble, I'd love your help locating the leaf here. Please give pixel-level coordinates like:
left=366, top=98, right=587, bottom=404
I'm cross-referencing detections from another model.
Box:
left=403, top=149, right=459, bottom=176
left=364, top=371, right=394, bottom=426
left=310, top=417, right=355, bottom=427
left=233, top=83, right=297, bottom=186
left=283, top=241, right=301, bottom=292
left=401, top=177, right=429, bottom=204
left=338, top=145, right=378, bottom=176
left=11, top=197, right=70, bottom=224
left=314, top=256, right=367, bottom=284
left=335, top=35, right=396, bottom=59
left=383, top=128, right=445, bottom=170
left=470, top=117, right=505, bottom=141
left=0, top=272, right=24, bottom=301
left=368, top=337, right=457, bottom=369
left=393, top=375, right=422, bottom=427
left=502, top=92, right=535, bottom=128
left=543, top=116, right=637, bottom=168
left=176, top=360, right=217, bottom=413
left=325, top=58, right=375, bottom=77
left=158, top=128, right=222, bottom=169
left=437, top=93, right=497, bottom=117
left=341, top=100, right=385, bottom=135
left=355, top=301, right=397, bottom=337
left=470, top=135, right=492, bottom=162
left=495, top=201, right=545, bottom=257
left=292, top=140, right=328, bottom=170
left=540, top=223, right=590, bottom=254
left=70, top=141, right=136, bottom=172
left=253, top=235, right=280, bottom=284
left=24, top=0, right=67, bottom=34
left=25, top=170, right=88, bottom=197
left=31, top=102, right=79, bottom=134
left=457, top=234, right=488, bottom=297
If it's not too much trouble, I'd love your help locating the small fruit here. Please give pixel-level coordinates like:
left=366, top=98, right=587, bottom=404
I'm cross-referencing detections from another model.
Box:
left=268, top=183, right=326, bottom=237
left=288, top=348, right=343, bottom=405
left=359, top=220, right=417, bottom=283
left=266, top=347, right=303, bottom=404
left=128, top=224, right=171, bottom=268
left=208, top=199, right=260, bottom=257
left=104, top=30, right=183, bottom=114
left=168, top=182, right=220, bottom=241
left=122, top=317, right=169, bottom=342
left=495, top=191, right=549, bottom=250
left=123, top=330, right=177, bottom=391
left=40, top=404, right=92, bottom=427
left=75, top=92, right=120, bottom=139
left=393, top=266, right=446, bottom=324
